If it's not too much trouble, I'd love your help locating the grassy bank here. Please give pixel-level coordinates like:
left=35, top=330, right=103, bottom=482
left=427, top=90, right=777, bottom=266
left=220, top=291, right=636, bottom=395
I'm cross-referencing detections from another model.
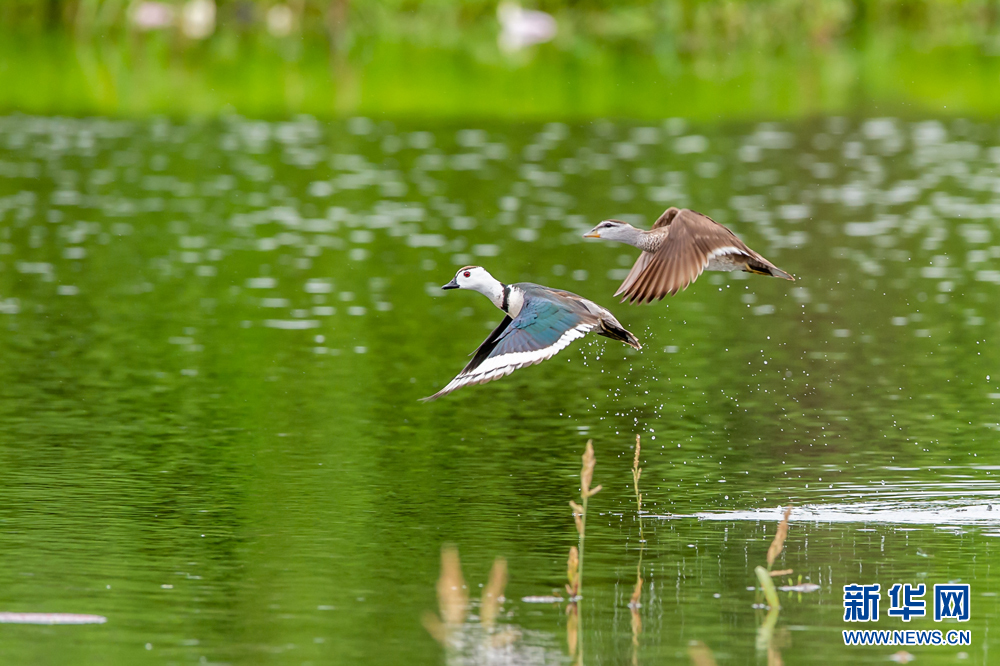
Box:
left=3, top=1, right=1000, bottom=119
left=2, top=29, right=1000, bottom=120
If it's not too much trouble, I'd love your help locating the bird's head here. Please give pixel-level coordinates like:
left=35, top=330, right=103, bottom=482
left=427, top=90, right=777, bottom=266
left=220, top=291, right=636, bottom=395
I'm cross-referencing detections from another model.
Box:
left=583, top=219, right=634, bottom=241
left=442, top=266, right=497, bottom=291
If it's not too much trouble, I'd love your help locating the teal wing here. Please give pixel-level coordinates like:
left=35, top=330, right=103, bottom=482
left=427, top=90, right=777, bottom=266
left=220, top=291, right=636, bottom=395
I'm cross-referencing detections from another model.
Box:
left=422, top=295, right=599, bottom=401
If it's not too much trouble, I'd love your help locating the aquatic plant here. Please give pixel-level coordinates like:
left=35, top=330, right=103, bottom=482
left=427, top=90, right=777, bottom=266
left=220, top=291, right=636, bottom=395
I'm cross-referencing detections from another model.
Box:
left=754, top=566, right=782, bottom=612
left=629, top=434, right=644, bottom=665
left=566, top=545, right=580, bottom=600
left=766, top=505, right=793, bottom=573
left=567, top=439, right=601, bottom=600
left=423, top=545, right=469, bottom=644
left=480, top=557, right=508, bottom=631
left=631, top=434, right=643, bottom=543
left=564, top=440, right=602, bottom=665
left=423, top=545, right=510, bottom=647
left=755, top=506, right=794, bottom=662
left=755, top=505, right=792, bottom=611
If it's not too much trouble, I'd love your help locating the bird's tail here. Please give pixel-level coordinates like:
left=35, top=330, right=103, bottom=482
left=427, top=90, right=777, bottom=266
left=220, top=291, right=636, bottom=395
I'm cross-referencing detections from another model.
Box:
left=599, top=319, right=642, bottom=350
left=746, top=260, right=795, bottom=281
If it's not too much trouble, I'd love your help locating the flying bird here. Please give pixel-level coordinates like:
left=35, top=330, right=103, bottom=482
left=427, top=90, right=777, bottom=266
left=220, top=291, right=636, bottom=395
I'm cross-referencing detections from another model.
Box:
left=584, top=207, right=794, bottom=304
left=423, top=266, right=640, bottom=401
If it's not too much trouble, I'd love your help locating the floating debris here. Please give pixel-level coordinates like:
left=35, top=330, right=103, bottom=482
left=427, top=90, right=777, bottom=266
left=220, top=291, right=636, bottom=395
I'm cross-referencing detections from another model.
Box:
left=777, top=583, right=820, bottom=593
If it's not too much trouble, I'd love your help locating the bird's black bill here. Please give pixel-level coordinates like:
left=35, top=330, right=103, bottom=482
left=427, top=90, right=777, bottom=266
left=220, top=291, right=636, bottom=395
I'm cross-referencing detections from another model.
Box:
left=442, top=278, right=459, bottom=290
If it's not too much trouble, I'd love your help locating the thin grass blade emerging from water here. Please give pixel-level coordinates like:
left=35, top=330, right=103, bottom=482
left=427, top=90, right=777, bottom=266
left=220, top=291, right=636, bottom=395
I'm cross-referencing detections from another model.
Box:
left=580, top=440, right=602, bottom=500
left=632, top=434, right=643, bottom=542
left=630, top=434, right=645, bottom=606
left=569, top=500, right=584, bottom=536
left=574, top=441, right=600, bottom=600
left=630, top=434, right=644, bottom=664
left=423, top=545, right=470, bottom=644
left=766, top=506, right=792, bottom=571
left=756, top=506, right=791, bottom=661
left=438, top=545, right=469, bottom=625
left=566, top=440, right=601, bottom=664
left=566, top=545, right=580, bottom=598
left=480, top=557, right=507, bottom=631
left=755, top=566, right=781, bottom=610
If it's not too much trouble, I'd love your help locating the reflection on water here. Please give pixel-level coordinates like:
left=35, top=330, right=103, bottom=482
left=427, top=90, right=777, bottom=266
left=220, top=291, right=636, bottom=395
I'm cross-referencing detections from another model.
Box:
left=693, top=500, right=1000, bottom=527
left=0, top=612, right=107, bottom=624
left=0, top=114, right=998, bottom=663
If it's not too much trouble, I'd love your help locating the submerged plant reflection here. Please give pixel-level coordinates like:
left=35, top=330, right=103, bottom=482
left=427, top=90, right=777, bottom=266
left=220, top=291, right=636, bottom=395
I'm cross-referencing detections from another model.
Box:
left=423, top=545, right=469, bottom=645
left=687, top=640, right=718, bottom=666
left=424, top=546, right=523, bottom=660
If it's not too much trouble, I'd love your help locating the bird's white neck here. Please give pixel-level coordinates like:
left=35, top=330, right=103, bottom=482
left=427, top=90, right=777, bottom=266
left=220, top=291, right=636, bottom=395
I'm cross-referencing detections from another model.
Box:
left=468, top=278, right=525, bottom=317
left=468, top=276, right=506, bottom=311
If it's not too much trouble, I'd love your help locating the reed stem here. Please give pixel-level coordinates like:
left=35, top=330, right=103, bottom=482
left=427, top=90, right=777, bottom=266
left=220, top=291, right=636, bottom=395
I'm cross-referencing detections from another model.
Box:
left=568, top=440, right=600, bottom=601
left=629, top=435, right=644, bottom=663
left=754, top=565, right=781, bottom=610
left=632, top=434, right=643, bottom=543
left=578, top=492, right=588, bottom=596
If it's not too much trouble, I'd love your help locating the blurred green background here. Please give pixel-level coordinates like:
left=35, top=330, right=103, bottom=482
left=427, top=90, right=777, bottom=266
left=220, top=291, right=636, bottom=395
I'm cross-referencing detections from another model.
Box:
left=2, top=0, right=1000, bottom=118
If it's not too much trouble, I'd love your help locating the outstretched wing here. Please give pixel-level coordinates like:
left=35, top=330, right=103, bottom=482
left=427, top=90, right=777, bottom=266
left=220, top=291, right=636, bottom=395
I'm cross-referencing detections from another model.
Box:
left=422, top=296, right=598, bottom=401
left=617, top=208, right=760, bottom=303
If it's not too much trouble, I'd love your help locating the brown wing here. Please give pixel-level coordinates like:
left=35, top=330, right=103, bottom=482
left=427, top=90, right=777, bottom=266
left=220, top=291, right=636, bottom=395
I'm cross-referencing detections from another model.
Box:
left=617, top=208, right=760, bottom=304
left=651, top=206, right=682, bottom=229
left=613, top=250, right=656, bottom=301
left=612, top=206, right=684, bottom=301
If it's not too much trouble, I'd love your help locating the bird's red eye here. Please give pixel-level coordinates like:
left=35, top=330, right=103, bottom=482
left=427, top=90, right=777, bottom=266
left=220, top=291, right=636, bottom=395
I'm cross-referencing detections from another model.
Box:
left=463, top=271, right=471, bottom=278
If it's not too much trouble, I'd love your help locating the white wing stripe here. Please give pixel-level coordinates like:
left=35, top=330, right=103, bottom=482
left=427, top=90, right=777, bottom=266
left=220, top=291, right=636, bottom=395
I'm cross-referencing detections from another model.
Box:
left=430, top=323, right=593, bottom=398
left=707, top=245, right=747, bottom=259
left=470, top=324, right=591, bottom=377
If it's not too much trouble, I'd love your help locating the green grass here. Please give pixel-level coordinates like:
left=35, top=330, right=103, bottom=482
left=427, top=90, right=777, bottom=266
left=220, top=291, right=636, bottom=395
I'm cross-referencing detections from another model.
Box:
left=2, top=0, right=1000, bottom=119
left=3, top=30, right=1000, bottom=120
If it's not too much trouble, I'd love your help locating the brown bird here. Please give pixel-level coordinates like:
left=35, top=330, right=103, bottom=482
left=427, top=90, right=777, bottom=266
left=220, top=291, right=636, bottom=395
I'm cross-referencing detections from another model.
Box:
left=583, top=207, right=794, bottom=304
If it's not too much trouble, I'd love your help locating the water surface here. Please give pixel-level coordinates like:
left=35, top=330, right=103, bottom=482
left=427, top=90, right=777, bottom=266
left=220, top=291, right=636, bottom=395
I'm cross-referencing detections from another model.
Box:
left=0, top=114, right=998, bottom=664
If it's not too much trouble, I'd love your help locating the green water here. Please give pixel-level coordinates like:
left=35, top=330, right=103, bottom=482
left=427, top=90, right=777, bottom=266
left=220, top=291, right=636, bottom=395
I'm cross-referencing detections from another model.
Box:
left=1, top=114, right=999, bottom=664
